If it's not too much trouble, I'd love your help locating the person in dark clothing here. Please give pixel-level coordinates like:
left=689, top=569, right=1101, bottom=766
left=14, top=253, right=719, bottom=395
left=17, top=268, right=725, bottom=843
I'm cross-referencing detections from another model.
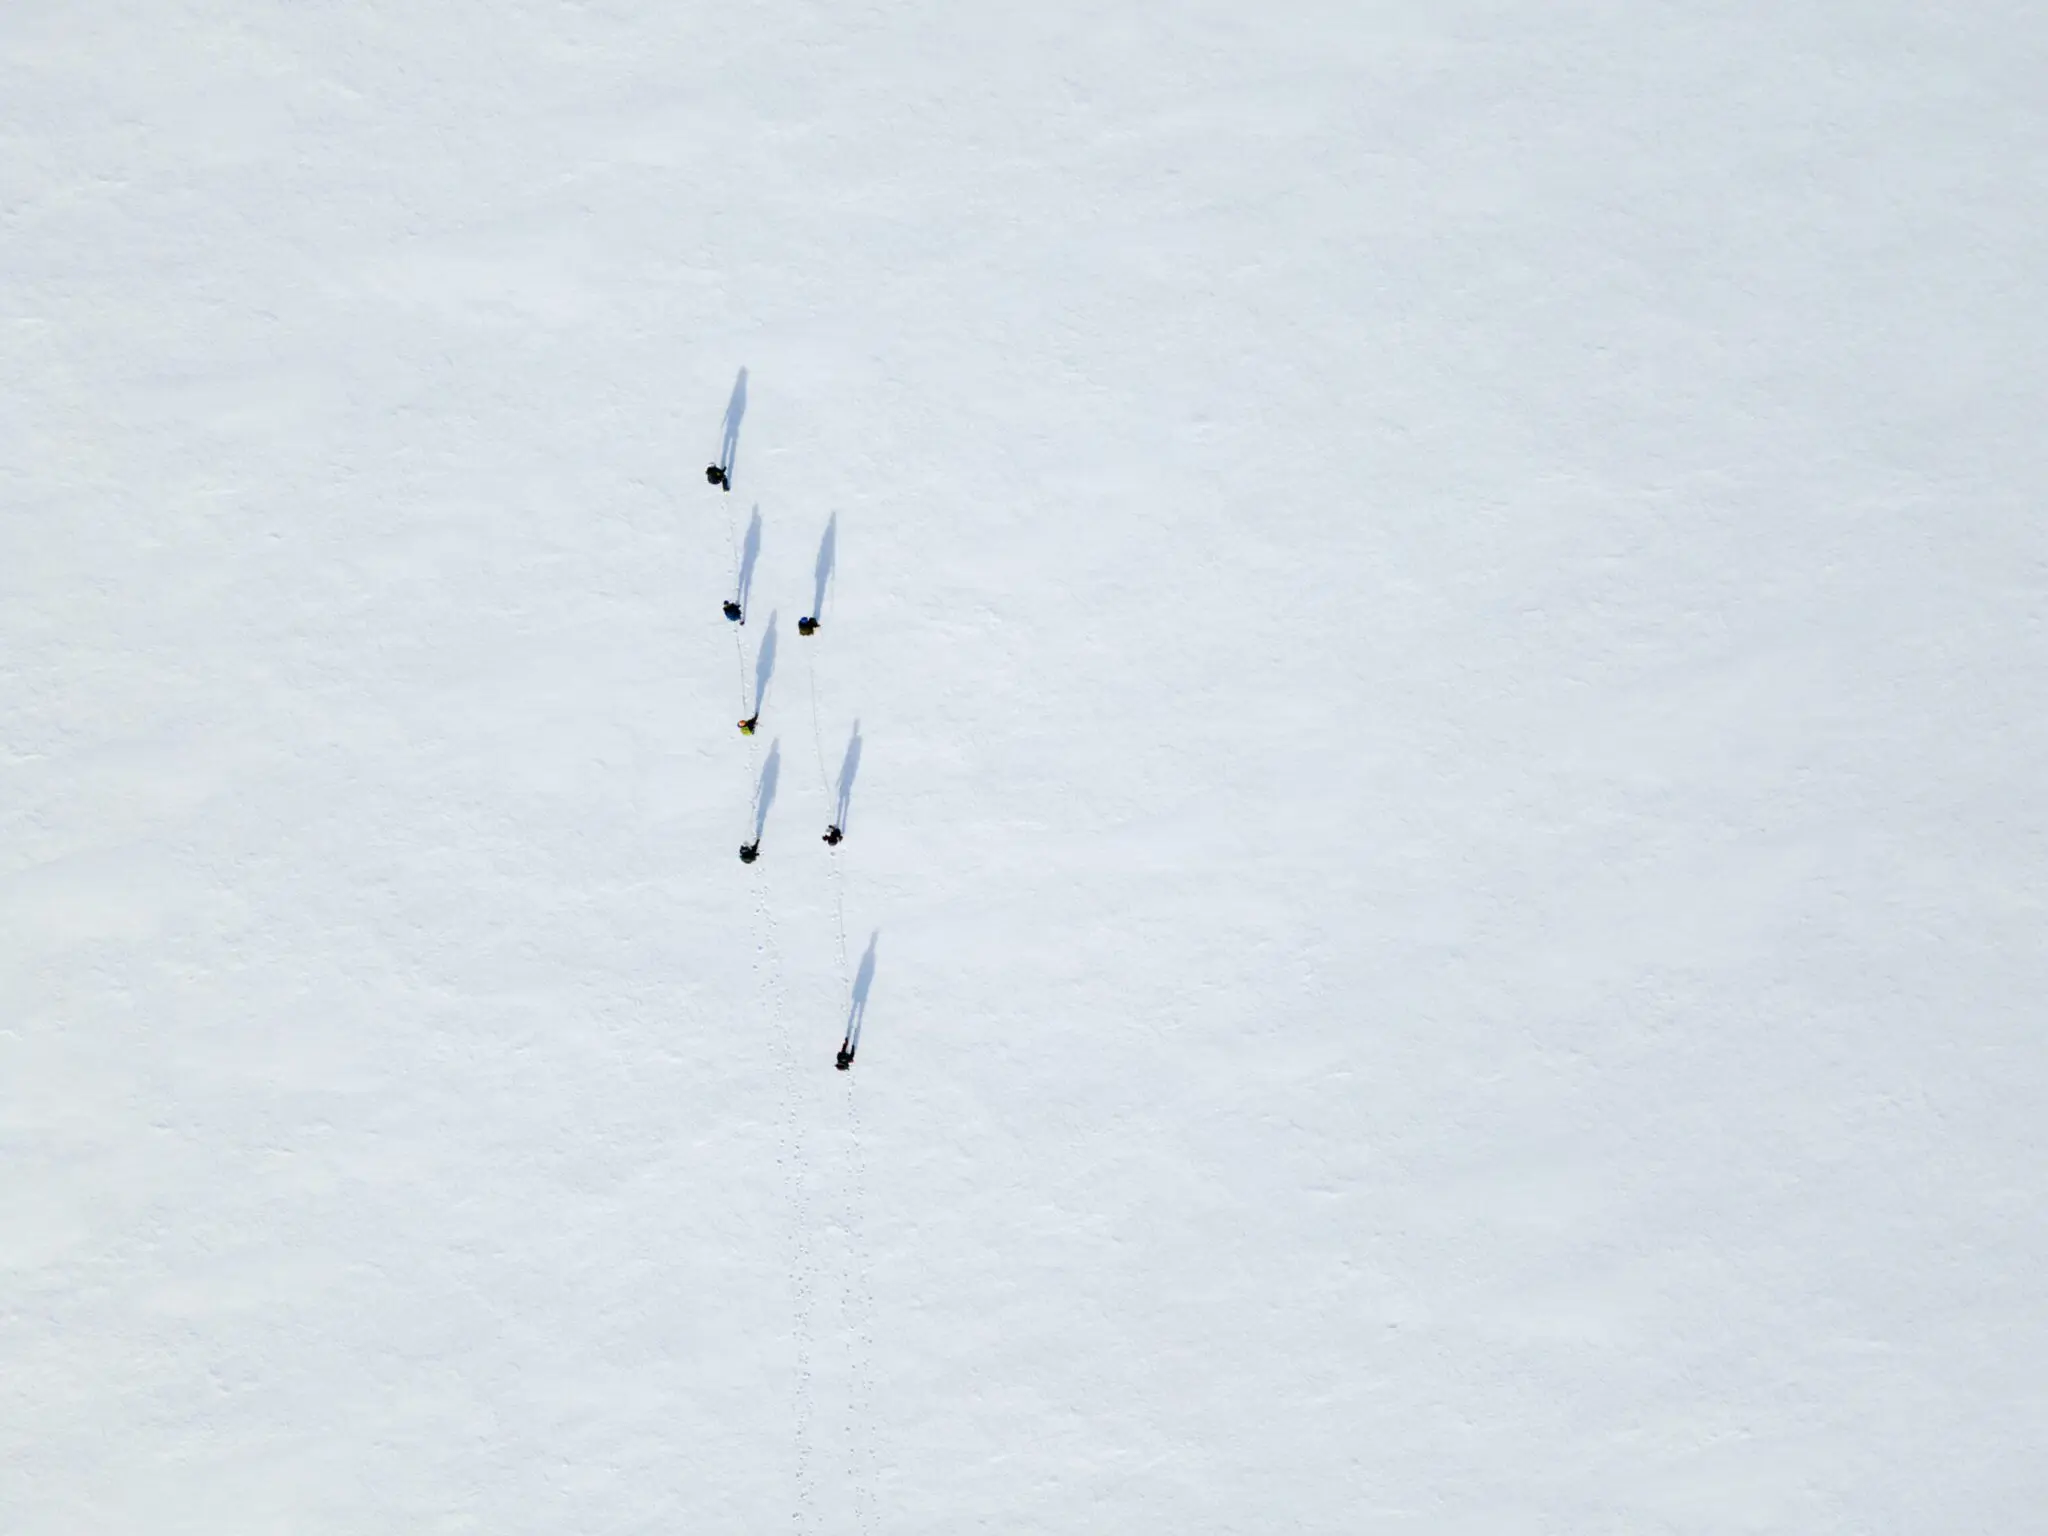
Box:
left=835, top=1038, right=854, bottom=1070
left=723, top=600, right=744, bottom=623
left=739, top=841, right=760, bottom=863
left=706, top=464, right=728, bottom=489
left=738, top=714, right=758, bottom=735
left=797, top=616, right=819, bottom=636
left=823, top=825, right=843, bottom=846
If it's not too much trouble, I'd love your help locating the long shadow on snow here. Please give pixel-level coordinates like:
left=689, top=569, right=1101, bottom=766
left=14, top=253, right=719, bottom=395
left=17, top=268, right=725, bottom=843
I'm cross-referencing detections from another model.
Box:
left=835, top=720, right=862, bottom=832
left=845, top=932, right=878, bottom=1054
left=719, top=367, right=748, bottom=485
left=810, top=512, right=837, bottom=622
left=738, top=506, right=762, bottom=611
left=752, top=611, right=778, bottom=714
left=753, top=740, right=781, bottom=843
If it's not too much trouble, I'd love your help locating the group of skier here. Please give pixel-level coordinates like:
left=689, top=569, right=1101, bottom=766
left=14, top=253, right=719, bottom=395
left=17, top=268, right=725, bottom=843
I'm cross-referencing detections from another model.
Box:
left=711, top=454, right=856, bottom=1069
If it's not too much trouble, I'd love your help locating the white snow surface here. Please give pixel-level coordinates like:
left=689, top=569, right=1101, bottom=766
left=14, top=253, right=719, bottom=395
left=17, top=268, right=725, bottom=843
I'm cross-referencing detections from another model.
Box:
left=6, top=4, right=2047, bottom=1531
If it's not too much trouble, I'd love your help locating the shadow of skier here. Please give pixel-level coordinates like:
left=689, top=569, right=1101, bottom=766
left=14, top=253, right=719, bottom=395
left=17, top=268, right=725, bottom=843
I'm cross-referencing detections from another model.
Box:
left=719, top=367, right=748, bottom=485
left=834, top=720, right=862, bottom=832
left=839, top=931, right=877, bottom=1067
left=754, top=740, right=781, bottom=844
left=808, top=512, right=836, bottom=625
left=738, top=506, right=762, bottom=613
left=752, top=612, right=778, bottom=716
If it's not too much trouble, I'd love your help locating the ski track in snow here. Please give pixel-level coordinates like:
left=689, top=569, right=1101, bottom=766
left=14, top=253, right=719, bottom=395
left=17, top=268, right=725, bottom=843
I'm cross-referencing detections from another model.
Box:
left=842, top=1075, right=881, bottom=1536
left=748, top=538, right=883, bottom=1533
left=752, top=753, right=818, bottom=1532
left=713, top=483, right=854, bottom=1529
left=734, top=603, right=819, bottom=1532
left=773, top=927, right=818, bottom=1535
left=805, top=628, right=880, bottom=1535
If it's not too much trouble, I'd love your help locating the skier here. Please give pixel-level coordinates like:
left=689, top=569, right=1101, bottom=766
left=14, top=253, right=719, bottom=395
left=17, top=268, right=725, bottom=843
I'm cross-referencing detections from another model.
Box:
left=797, top=616, right=820, bottom=636
left=706, top=464, right=729, bottom=490
left=723, top=600, right=744, bottom=623
left=739, top=840, right=760, bottom=863
left=835, top=1037, right=854, bottom=1070
left=823, top=825, right=843, bottom=846
left=738, top=714, right=759, bottom=735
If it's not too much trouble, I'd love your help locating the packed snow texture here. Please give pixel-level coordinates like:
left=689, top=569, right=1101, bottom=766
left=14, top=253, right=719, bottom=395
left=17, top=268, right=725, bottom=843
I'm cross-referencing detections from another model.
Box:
left=5, top=4, right=2046, bottom=1532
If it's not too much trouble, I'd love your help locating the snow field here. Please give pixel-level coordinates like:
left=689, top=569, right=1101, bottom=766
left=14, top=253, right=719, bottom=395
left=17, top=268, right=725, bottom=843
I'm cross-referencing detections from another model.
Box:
left=6, top=3, right=2048, bottom=1532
